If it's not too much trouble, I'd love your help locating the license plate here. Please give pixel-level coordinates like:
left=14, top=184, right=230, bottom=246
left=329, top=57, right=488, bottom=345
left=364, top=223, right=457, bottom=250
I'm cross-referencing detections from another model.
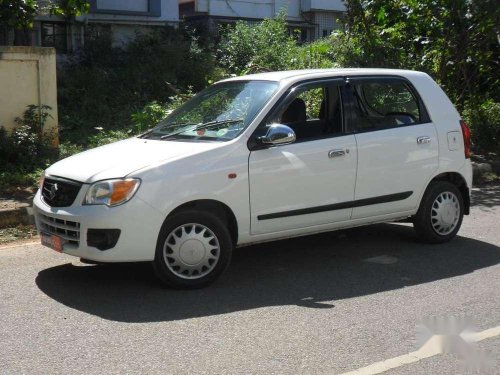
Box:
left=40, top=233, right=66, bottom=253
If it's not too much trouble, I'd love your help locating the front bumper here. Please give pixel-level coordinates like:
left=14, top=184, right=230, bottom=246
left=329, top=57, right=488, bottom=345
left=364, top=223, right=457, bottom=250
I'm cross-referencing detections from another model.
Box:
left=33, top=187, right=165, bottom=262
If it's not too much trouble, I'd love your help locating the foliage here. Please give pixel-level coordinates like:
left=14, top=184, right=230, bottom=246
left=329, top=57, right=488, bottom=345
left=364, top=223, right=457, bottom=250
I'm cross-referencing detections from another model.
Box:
left=333, top=0, right=500, bottom=110
left=218, top=12, right=337, bottom=75
left=0, top=105, right=56, bottom=174
left=0, top=105, right=57, bottom=195
left=81, top=89, right=194, bottom=148
left=2, top=4, right=496, bottom=195
left=49, top=0, right=89, bottom=17
left=463, top=100, right=500, bottom=154
left=131, top=89, right=194, bottom=133
left=0, top=0, right=89, bottom=45
left=0, top=0, right=37, bottom=30
left=218, top=12, right=300, bottom=74
left=58, top=141, right=83, bottom=159
left=87, top=129, right=131, bottom=148
left=58, top=27, right=218, bottom=146
left=14, top=104, right=52, bottom=137
left=0, top=168, right=43, bottom=192
left=0, top=0, right=37, bottom=45
left=131, top=101, right=170, bottom=134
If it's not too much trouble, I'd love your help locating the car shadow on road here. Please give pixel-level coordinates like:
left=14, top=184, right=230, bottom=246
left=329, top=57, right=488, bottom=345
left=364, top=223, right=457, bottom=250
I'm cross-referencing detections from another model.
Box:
left=36, top=223, right=500, bottom=323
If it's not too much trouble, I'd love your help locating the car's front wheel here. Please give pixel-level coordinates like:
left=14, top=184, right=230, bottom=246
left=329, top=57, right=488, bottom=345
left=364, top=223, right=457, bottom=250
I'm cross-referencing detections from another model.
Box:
left=413, top=181, right=464, bottom=243
left=153, top=210, right=233, bottom=289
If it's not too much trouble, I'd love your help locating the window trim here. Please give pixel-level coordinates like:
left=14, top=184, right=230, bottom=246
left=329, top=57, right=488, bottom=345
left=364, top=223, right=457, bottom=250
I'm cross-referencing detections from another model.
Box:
left=40, top=22, right=67, bottom=52
left=89, top=0, right=161, bottom=17
left=247, top=78, right=347, bottom=151
left=345, top=75, right=431, bottom=134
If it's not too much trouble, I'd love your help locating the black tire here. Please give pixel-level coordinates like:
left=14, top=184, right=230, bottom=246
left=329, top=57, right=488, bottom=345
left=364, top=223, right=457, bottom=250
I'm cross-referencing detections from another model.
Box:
left=413, top=181, right=464, bottom=244
left=153, top=210, right=233, bottom=289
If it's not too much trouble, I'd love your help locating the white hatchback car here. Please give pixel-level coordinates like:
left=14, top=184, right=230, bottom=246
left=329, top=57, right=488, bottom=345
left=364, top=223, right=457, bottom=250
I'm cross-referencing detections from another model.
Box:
left=34, top=69, right=473, bottom=288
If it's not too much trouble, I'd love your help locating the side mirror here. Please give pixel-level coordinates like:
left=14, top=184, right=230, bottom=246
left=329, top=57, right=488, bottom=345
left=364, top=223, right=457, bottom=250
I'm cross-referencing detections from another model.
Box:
left=260, top=124, right=296, bottom=146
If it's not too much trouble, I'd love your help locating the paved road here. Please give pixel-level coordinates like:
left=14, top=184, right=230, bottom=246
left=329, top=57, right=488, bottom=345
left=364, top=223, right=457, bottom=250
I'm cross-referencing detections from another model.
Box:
left=1, top=185, right=499, bottom=374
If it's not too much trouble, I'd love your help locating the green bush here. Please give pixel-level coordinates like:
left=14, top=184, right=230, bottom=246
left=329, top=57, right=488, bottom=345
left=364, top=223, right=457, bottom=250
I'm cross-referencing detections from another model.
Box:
left=87, top=129, right=131, bottom=148
left=463, top=101, right=500, bottom=155
left=0, top=105, right=57, bottom=173
left=331, top=0, right=499, bottom=111
left=218, top=12, right=337, bottom=75
left=58, top=141, right=84, bottom=159
left=218, top=13, right=297, bottom=74
left=0, top=168, right=43, bottom=192
left=131, top=101, right=170, bottom=134
left=58, top=26, right=219, bottom=146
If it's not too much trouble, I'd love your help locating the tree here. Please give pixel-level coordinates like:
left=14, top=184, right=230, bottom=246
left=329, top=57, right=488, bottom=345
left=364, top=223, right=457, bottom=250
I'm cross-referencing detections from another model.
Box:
left=218, top=12, right=335, bottom=75
left=49, top=0, right=89, bottom=18
left=0, top=0, right=89, bottom=47
left=0, top=0, right=38, bottom=46
left=49, top=0, right=90, bottom=51
left=333, top=0, right=500, bottom=110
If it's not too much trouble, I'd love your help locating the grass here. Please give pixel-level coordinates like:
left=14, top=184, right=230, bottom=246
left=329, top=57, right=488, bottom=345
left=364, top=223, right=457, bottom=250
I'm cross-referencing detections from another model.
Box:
left=0, top=169, right=42, bottom=195
left=475, top=171, right=500, bottom=186
left=0, top=225, right=38, bottom=245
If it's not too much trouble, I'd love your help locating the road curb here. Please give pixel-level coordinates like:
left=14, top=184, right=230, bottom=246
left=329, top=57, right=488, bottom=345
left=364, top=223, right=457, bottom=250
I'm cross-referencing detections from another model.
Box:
left=0, top=206, right=34, bottom=228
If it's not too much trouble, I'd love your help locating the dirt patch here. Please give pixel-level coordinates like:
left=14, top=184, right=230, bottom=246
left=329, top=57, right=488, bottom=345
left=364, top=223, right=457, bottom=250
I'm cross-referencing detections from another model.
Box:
left=0, top=224, right=38, bottom=245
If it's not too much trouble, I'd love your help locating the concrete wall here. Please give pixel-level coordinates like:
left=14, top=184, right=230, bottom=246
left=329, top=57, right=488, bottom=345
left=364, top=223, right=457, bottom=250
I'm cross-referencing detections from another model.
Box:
left=0, top=46, right=58, bottom=141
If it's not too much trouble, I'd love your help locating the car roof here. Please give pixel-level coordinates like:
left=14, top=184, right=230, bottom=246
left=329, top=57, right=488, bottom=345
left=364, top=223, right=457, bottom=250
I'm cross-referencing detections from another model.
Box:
left=219, top=68, right=428, bottom=85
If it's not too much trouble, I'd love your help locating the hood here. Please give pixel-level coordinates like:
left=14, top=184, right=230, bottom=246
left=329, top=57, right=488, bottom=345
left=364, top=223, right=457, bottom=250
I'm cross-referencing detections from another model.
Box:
left=46, top=137, right=223, bottom=183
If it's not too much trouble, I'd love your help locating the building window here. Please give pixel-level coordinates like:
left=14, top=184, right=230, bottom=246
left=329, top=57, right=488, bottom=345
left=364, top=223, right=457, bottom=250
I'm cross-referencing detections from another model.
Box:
left=41, top=22, right=67, bottom=52
left=89, top=0, right=161, bottom=17
left=322, top=29, right=333, bottom=38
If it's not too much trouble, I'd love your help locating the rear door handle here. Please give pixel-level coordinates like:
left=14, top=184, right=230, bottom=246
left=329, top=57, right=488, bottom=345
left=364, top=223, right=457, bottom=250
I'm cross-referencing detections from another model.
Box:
left=328, top=149, right=347, bottom=158
left=417, top=136, right=431, bottom=144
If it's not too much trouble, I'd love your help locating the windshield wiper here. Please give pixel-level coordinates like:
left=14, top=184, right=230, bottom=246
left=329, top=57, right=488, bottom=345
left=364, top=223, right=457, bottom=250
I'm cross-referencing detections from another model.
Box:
left=139, top=121, right=196, bottom=139
left=160, top=118, right=244, bottom=140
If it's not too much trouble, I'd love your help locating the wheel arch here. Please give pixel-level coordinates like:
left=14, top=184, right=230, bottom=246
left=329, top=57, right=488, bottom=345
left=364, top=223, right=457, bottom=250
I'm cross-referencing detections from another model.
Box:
left=426, top=172, right=470, bottom=214
left=165, top=199, right=239, bottom=246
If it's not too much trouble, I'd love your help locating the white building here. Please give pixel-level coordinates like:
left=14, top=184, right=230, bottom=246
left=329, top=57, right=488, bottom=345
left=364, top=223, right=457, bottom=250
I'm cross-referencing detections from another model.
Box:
left=0, top=0, right=180, bottom=52
left=0, top=0, right=344, bottom=53
left=82, top=0, right=179, bottom=46
left=179, top=0, right=345, bottom=41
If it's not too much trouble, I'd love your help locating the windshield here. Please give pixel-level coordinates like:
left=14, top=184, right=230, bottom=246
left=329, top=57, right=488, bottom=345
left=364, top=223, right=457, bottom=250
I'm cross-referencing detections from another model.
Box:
left=142, top=81, right=279, bottom=141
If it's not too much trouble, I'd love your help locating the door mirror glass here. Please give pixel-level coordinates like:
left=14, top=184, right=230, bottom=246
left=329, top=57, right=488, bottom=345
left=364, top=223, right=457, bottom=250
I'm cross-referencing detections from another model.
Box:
left=260, top=124, right=296, bottom=146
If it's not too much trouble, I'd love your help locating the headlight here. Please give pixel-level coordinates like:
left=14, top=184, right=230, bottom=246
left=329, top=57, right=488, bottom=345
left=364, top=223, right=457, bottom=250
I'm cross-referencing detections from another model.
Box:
left=39, top=170, right=45, bottom=190
left=84, top=178, right=141, bottom=207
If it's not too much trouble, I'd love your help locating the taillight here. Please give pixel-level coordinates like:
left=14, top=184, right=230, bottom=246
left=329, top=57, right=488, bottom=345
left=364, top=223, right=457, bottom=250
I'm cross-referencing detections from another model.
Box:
left=460, top=120, right=471, bottom=159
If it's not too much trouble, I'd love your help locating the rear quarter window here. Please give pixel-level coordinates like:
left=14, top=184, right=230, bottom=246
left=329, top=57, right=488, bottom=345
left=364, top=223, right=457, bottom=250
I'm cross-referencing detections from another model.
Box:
left=350, top=79, right=425, bottom=131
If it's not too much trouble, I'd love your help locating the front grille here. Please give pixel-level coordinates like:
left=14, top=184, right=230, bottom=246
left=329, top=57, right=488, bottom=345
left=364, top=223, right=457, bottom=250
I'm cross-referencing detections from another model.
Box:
left=42, top=178, right=82, bottom=207
left=38, top=213, right=80, bottom=247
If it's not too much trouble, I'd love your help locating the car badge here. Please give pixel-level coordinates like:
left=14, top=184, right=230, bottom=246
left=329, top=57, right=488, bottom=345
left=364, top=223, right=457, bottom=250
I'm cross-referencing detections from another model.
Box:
left=48, top=183, right=58, bottom=200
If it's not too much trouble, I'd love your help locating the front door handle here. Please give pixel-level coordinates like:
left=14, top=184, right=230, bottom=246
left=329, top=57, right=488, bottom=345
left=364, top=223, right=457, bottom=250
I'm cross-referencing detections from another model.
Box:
left=328, top=149, right=347, bottom=158
left=417, top=136, right=431, bottom=145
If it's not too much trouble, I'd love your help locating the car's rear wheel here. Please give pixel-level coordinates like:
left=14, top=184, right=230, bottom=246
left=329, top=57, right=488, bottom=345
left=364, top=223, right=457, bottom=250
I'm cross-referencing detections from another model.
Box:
left=413, top=181, right=464, bottom=243
left=153, top=210, right=232, bottom=289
